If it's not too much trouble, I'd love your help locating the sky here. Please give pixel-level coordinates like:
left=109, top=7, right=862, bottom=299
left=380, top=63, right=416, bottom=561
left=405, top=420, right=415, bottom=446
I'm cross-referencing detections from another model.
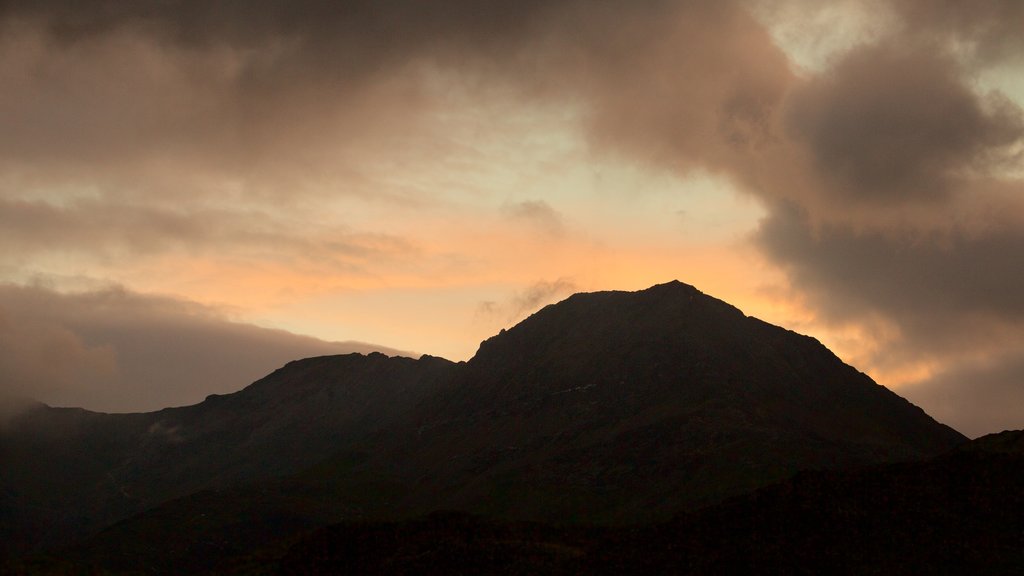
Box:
left=0, top=0, right=1021, bottom=437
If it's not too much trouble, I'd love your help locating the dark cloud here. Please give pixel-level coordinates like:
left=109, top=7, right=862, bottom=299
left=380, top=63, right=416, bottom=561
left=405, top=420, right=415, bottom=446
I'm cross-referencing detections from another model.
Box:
left=903, top=351, right=1024, bottom=438
left=0, top=20, right=431, bottom=198
left=563, top=1, right=792, bottom=175
left=0, top=283, right=411, bottom=413
left=757, top=203, right=1024, bottom=349
left=0, top=0, right=558, bottom=52
left=893, top=0, right=1024, bottom=65
left=728, top=3, right=1024, bottom=435
left=0, top=0, right=789, bottom=190
left=784, top=42, right=1023, bottom=204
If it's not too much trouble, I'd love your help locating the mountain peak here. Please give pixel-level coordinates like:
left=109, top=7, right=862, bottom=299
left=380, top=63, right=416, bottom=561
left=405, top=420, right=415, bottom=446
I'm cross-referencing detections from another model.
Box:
left=1, top=280, right=967, bottom=562
left=472, top=280, right=746, bottom=366
left=642, top=278, right=697, bottom=291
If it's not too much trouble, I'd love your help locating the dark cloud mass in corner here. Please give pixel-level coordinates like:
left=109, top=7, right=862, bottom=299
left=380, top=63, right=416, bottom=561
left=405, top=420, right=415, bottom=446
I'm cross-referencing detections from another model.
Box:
left=784, top=42, right=1023, bottom=204
left=0, top=284, right=410, bottom=414
left=743, top=2, right=1024, bottom=435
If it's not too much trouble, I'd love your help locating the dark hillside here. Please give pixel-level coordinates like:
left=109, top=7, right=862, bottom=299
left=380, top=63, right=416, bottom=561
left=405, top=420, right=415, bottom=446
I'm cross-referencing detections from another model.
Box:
left=276, top=430, right=1024, bottom=575
left=387, top=281, right=964, bottom=522
left=1, top=281, right=968, bottom=570
left=0, top=353, right=456, bottom=555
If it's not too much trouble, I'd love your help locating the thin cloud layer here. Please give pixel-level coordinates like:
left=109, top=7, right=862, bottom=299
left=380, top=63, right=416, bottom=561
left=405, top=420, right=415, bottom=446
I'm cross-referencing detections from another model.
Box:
left=501, top=200, right=566, bottom=237
left=0, top=284, right=409, bottom=413
left=476, top=278, right=578, bottom=328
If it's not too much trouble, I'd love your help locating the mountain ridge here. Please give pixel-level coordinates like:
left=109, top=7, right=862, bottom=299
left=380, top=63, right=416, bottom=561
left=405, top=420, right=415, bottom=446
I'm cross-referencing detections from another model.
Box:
left=1, top=280, right=967, bottom=566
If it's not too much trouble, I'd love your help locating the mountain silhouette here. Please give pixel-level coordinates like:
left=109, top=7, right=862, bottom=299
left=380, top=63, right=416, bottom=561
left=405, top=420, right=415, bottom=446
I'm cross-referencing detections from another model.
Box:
left=1, top=281, right=966, bottom=570
left=0, top=353, right=456, bottom=555
left=392, top=281, right=962, bottom=521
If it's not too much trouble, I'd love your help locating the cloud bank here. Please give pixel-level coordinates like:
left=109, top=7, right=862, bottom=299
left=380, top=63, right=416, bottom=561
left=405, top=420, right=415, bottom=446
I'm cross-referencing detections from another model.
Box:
left=0, top=284, right=409, bottom=413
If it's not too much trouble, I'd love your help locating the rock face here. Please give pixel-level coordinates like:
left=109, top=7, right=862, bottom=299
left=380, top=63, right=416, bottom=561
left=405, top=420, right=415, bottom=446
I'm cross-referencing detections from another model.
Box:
left=1, top=281, right=966, bottom=564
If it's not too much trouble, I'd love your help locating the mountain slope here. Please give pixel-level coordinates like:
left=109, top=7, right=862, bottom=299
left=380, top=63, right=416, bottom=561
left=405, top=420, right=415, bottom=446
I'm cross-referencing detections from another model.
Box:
left=0, top=353, right=456, bottom=555
left=383, top=281, right=963, bottom=521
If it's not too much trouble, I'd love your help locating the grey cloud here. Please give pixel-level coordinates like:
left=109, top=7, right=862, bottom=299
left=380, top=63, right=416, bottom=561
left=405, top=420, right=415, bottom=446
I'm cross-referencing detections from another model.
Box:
left=0, top=22, right=431, bottom=198
left=0, top=0, right=786, bottom=187
left=746, top=14, right=1024, bottom=437
left=563, top=1, right=792, bottom=176
left=784, top=42, right=1023, bottom=204
left=757, top=203, right=1024, bottom=354
left=893, top=0, right=1024, bottom=65
left=476, top=278, right=578, bottom=326
left=902, top=351, right=1024, bottom=438
left=0, top=0, right=560, bottom=52
left=0, top=283, right=412, bottom=413
left=0, top=0, right=793, bottom=282
left=510, top=278, right=578, bottom=320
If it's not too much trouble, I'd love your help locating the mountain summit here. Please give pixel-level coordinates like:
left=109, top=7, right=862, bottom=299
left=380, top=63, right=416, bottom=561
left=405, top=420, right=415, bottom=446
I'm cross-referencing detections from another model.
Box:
left=388, top=281, right=963, bottom=521
left=1, top=281, right=965, bottom=565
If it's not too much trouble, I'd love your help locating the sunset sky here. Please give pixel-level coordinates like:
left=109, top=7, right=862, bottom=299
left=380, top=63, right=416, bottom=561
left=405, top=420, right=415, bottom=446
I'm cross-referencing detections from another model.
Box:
left=1, top=0, right=1022, bottom=437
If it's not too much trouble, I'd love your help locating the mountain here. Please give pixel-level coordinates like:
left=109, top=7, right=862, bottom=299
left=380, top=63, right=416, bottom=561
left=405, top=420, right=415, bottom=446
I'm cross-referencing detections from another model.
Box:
left=0, top=353, right=456, bottom=556
left=274, top=430, right=1024, bottom=575
left=0, top=281, right=966, bottom=569
left=26, top=430, right=1021, bottom=575
left=386, top=281, right=963, bottom=522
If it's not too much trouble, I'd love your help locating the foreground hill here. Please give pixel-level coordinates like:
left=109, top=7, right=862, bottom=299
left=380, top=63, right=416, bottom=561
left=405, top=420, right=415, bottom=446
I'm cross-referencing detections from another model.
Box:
left=22, top=431, right=1023, bottom=574
left=276, top=430, right=1024, bottom=575
left=1, top=281, right=966, bottom=567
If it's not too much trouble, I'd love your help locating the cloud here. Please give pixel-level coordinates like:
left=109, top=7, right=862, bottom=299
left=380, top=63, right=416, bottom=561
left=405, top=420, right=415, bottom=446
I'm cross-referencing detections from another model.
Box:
left=476, top=278, right=578, bottom=326
left=891, top=0, right=1024, bottom=65
left=0, top=0, right=792, bottom=195
left=733, top=5, right=1024, bottom=434
left=0, top=197, right=419, bottom=272
left=756, top=202, right=1024, bottom=352
left=784, top=42, right=1023, bottom=204
left=501, top=200, right=565, bottom=237
left=561, top=1, right=793, bottom=176
left=509, top=278, right=578, bottom=319
left=902, top=351, right=1024, bottom=438
left=0, top=283, right=411, bottom=413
